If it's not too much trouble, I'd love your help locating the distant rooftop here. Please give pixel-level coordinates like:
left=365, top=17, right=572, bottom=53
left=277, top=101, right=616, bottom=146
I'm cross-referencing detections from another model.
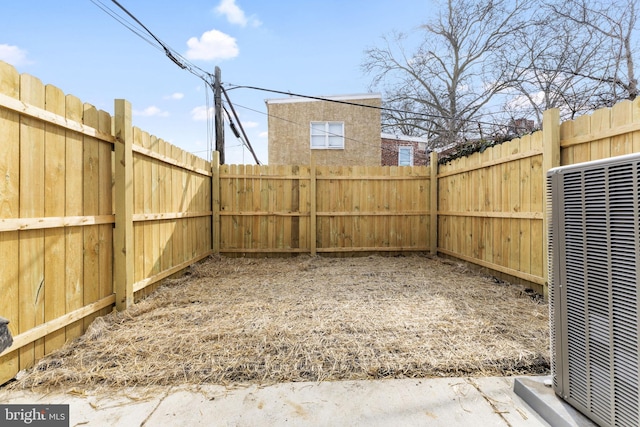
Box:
left=265, top=93, right=381, bottom=105
left=381, top=133, right=428, bottom=143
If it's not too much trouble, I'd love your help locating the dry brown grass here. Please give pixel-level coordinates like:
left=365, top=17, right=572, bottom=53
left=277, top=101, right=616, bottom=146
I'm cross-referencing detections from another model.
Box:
left=9, top=254, right=549, bottom=390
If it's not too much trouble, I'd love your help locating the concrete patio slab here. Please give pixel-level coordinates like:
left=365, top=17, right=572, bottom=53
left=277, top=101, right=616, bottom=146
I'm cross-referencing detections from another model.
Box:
left=0, top=377, right=552, bottom=426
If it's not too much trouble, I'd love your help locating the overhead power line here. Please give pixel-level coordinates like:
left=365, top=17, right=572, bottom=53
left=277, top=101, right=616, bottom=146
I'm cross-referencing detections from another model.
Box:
left=92, top=0, right=263, bottom=164
left=225, top=84, right=533, bottom=132
left=222, top=87, right=261, bottom=164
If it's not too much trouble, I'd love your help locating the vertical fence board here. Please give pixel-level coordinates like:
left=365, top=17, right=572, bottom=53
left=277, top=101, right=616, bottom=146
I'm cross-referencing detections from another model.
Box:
left=64, top=95, right=84, bottom=340
left=171, top=145, right=181, bottom=264
left=219, top=164, right=230, bottom=250
left=499, top=143, right=510, bottom=272
left=573, top=115, right=591, bottom=164
left=133, top=130, right=144, bottom=284
left=483, top=172, right=494, bottom=269
left=98, top=109, right=113, bottom=316
left=299, top=166, right=310, bottom=251
left=180, top=151, right=189, bottom=262
left=492, top=144, right=503, bottom=267
left=150, top=136, right=160, bottom=277
left=141, top=132, right=154, bottom=281
left=591, top=107, right=612, bottom=161
left=509, top=139, right=521, bottom=273
left=248, top=165, right=257, bottom=250
left=310, top=161, right=317, bottom=254
left=519, top=135, right=532, bottom=277
left=530, top=147, right=544, bottom=280
left=283, top=166, right=292, bottom=249
left=158, top=140, right=169, bottom=265
left=633, top=98, right=640, bottom=152
left=559, top=119, right=573, bottom=166
left=611, top=101, right=633, bottom=157
left=19, top=73, right=46, bottom=369
left=43, top=84, right=66, bottom=353
left=0, top=61, right=20, bottom=381
left=530, top=131, right=544, bottom=281
left=165, top=146, right=176, bottom=264
left=468, top=154, right=479, bottom=259
left=180, top=151, right=189, bottom=263
left=82, top=104, right=101, bottom=328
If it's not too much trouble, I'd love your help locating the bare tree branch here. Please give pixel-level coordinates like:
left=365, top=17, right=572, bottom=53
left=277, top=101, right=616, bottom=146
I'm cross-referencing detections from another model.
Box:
left=363, top=0, right=533, bottom=147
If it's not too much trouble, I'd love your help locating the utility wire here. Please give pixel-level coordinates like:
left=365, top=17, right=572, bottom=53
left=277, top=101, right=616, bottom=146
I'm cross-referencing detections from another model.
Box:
left=222, top=87, right=261, bottom=164
left=93, top=0, right=222, bottom=160
left=225, top=84, right=534, bottom=133
left=94, top=0, right=265, bottom=163
left=101, top=0, right=215, bottom=80
left=109, top=0, right=186, bottom=69
left=90, top=0, right=162, bottom=51
left=221, top=106, right=259, bottom=163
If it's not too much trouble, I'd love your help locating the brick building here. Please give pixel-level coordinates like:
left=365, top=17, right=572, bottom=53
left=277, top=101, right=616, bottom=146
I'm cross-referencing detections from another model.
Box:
left=266, top=93, right=382, bottom=166
left=380, top=133, right=429, bottom=166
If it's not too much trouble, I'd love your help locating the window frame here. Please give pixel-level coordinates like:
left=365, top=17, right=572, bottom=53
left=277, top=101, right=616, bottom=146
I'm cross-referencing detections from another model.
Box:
left=398, top=146, right=414, bottom=166
left=310, top=121, right=345, bottom=150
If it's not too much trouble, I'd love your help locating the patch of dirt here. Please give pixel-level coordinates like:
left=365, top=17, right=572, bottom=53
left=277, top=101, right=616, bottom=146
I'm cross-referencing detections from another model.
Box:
left=9, top=254, right=549, bottom=390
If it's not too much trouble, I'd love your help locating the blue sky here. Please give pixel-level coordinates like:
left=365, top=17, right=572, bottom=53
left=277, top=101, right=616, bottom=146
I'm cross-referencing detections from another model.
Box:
left=1, top=0, right=428, bottom=164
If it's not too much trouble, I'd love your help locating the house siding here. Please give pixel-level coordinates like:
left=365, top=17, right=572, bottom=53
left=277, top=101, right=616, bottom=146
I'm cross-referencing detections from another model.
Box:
left=267, top=95, right=382, bottom=166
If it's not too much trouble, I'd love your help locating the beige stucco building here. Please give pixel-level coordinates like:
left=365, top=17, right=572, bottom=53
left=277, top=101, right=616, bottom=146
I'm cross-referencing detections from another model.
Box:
left=266, top=93, right=382, bottom=166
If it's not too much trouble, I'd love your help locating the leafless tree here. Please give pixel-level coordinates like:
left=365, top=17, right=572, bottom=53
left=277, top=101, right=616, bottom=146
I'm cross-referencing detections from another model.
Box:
left=500, top=0, right=640, bottom=124
left=500, top=8, right=611, bottom=123
left=554, top=0, right=638, bottom=101
left=362, top=0, right=532, bottom=147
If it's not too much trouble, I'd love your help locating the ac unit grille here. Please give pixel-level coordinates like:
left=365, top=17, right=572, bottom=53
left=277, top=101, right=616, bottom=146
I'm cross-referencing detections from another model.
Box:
left=549, top=154, right=640, bottom=427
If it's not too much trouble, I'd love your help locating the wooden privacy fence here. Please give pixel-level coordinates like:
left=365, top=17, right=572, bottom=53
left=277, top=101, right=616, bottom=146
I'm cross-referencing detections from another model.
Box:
left=434, top=99, right=640, bottom=293
left=437, top=116, right=549, bottom=291
left=215, top=164, right=434, bottom=254
left=0, top=62, right=212, bottom=384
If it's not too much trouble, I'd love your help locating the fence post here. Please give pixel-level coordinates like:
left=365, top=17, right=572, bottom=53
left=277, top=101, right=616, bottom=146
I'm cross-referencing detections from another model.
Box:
left=542, top=108, right=560, bottom=300
left=212, top=151, right=221, bottom=254
left=430, top=151, right=438, bottom=255
left=114, top=99, right=134, bottom=310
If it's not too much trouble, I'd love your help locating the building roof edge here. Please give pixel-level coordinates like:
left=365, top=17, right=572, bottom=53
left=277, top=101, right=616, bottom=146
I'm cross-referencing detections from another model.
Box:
left=265, top=93, right=382, bottom=104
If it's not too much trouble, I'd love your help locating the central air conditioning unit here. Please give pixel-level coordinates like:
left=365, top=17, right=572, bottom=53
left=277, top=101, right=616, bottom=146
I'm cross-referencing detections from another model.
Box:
left=548, top=152, right=640, bottom=427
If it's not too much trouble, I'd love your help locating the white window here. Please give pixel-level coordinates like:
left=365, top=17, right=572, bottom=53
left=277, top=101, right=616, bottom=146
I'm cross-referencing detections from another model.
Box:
left=398, top=146, right=413, bottom=166
left=310, top=121, right=344, bottom=149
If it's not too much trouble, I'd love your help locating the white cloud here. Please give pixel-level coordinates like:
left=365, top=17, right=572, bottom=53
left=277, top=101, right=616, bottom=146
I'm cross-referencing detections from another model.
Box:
left=164, top=92, right=184, bottom=100
left=215, top=0, right=261, bottom=27
left=243, top=121, right=258, bottom=128
left=133, top=106, right=169, bottom=117
left=0, top=44, right=31, bottom=66
left=185, top=30, right=239, bottom=61
left=191, top=105, right=214, bottom=121
left=258, top=131, right=268, bottom=139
